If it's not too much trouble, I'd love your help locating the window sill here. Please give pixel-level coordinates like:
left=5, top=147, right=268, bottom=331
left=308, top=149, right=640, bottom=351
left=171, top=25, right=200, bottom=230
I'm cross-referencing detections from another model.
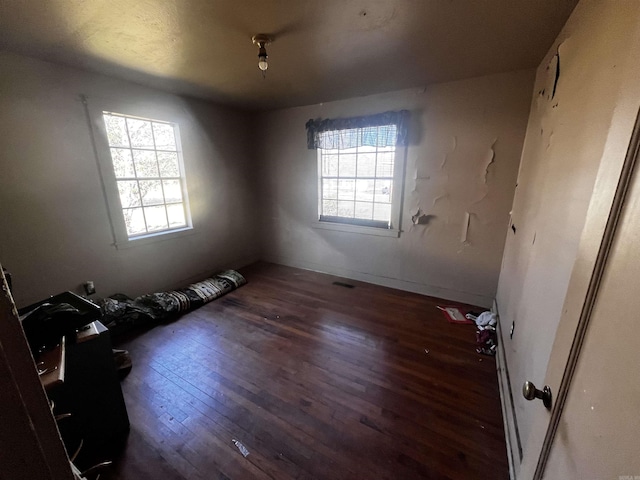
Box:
left=114, top=226, right=195, bottom=249
left=312, top=220, right=400, bottom=238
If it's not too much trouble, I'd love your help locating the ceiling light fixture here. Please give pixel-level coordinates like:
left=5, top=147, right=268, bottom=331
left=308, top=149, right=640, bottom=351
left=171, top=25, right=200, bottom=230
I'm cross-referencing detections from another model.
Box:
left=252, top=34, right=272, bottom=78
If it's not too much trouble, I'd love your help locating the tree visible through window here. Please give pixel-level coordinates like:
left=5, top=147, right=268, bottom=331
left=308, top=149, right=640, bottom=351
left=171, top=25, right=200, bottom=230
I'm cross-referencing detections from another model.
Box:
left=102, top=112, right=190, bottom=238
left=318, top=125, right=397, bottom=228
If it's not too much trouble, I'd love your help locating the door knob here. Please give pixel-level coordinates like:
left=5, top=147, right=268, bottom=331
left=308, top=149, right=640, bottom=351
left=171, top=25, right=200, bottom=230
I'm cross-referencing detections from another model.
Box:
left=523, top=381, right=552, bottom=409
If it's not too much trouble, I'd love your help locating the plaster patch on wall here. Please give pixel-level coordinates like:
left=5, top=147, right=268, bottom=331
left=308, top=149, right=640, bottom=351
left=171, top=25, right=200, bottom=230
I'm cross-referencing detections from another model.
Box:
left=465, top=211, right=491, bottom=226
left=536, top=41, right=564, bottom=109
left=409, top=206, right=419, bottom=223
left=470, top=191, right=489, bottom=206
left=551, top=50, right=561, bottom=100
left=409, top=167, right=418, bottom=193
left=411, top=158, right=432, bottom=192
left=544, top=54, right=560, bottom=101
left=440, top=136, right=457, bottom=170
left=461, top=211, right=470, bottom=243
left=459, top=210, right=494, bottom=249
left=464, top=139, right=501, bottom=213
left=482, top=139, right=498, bottom=184
left=411, top=208, right=435, bottom=226
left=413, top=170, right=431, bottom=181
left=432, top=193, right=449, bottom=207
left=411, top=207, right=422, bottom=225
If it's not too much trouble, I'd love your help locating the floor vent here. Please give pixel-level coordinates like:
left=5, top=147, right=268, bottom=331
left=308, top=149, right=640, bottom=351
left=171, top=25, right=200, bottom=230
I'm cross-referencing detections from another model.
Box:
left=332, top=281, right=355, bottom=288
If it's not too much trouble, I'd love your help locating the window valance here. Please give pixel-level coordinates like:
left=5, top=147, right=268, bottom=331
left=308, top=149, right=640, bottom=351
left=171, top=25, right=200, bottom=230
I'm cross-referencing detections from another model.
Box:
left=305, top=110, right=409, bottom=150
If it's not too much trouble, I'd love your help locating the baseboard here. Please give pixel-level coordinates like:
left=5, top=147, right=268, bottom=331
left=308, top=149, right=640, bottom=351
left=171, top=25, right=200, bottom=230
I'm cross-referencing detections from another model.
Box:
left=224, top=253, right=262, bottom=272
left=165, top=253, right=261, bottom=292
left=493, top=299, right=521, bottom=480
left=263, top=255, right=493, bottom=308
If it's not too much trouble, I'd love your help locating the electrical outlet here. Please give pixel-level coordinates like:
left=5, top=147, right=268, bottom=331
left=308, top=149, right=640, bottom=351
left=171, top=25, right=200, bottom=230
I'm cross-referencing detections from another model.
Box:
left=83, top=281, right=96, bottom=295
left=510, top=321, right=515, bottom=339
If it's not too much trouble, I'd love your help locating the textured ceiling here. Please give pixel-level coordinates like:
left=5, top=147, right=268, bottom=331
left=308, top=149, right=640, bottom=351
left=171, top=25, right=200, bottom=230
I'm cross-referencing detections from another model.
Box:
left=0, top=0, right=578, bottom=110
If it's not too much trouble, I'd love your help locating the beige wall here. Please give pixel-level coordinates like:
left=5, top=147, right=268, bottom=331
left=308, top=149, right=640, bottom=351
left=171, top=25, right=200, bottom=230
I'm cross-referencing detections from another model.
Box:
left=495, top=0, right=640, bottom=473
left=0, top=53, right=259, bottom=308
left=257, top=70, right=534, bottom=307
left=0, top=53, right=533, bottom=310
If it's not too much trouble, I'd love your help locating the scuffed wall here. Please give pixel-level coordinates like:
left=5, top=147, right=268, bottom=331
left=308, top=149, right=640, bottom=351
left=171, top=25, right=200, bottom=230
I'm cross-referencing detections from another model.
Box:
left=0, top=53, right=260, bottom=308
left=495, top=0, right=640, bottom=473
left=258, top=70, right=534, bottom=307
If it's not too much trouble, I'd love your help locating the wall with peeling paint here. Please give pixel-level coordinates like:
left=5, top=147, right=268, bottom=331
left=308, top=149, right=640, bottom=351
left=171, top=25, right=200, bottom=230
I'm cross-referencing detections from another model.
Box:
left=495, top=0, right=640, bottom=474
left=258, top=70, right=534, bottom=307
left=0, top=52, right=260, bottom=308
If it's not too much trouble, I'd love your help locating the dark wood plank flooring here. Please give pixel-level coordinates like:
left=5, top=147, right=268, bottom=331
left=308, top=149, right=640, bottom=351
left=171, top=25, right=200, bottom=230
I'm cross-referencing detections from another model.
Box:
left=104, top=262, right=508, bottom=479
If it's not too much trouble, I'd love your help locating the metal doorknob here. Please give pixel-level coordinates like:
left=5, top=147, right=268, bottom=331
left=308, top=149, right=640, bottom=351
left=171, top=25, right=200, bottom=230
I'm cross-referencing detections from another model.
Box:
left=523, top=381, right=552, bottom=409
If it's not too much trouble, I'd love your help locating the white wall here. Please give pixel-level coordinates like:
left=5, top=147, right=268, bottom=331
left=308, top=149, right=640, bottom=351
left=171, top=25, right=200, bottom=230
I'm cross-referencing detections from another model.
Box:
left=0, top=53, right=260, bottom=308
left=258, top=70, right=534, bottom=307
left=0, top=54, right=533, bottom=310
left=494, top=0, right=640, bottom=473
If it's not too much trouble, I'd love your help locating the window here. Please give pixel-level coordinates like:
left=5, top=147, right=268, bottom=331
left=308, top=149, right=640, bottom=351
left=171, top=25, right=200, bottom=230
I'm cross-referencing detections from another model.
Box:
left=102, top=112, right=191, bottom=239
left=307, top=111, right=408, bottom=235
left=318, top=125, right=398, bottom=229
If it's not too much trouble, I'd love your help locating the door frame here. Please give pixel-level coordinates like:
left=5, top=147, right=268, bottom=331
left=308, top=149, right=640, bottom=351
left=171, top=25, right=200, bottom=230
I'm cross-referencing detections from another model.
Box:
left=0, top=268, right=75, bottom=480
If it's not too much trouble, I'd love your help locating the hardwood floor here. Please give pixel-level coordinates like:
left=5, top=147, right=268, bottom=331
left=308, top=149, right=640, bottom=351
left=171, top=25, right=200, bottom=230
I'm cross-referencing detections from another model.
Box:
left=102, top=262, right=508, bottom=479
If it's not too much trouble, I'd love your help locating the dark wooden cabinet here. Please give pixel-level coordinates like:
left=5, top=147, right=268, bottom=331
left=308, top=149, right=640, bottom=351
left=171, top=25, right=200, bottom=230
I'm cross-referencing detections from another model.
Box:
left=53, top=321, right=129, bottom=463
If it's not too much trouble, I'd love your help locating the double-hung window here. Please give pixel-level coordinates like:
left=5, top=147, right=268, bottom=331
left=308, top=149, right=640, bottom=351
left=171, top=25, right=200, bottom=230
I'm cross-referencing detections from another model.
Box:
left=308, top=112, right=408, bottom=235
left=318, top=126, right=397, bottom=228
left=100, top=112, right=192, bottom=242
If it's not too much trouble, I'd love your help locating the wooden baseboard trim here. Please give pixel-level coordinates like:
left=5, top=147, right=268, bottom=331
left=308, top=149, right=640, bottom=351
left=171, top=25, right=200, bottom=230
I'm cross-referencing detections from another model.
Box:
left=493, top=299, right=521, bottom=480
left=263, top=255, right=493, bottom=308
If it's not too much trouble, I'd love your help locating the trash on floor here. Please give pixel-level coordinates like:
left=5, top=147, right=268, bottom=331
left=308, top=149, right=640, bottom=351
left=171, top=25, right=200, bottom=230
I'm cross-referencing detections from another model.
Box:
left=436, top=306, right=498, bottom=354
left=463, top=310, right=484, bottom=322
left=232, top=439, right=250, bottom=457
left=436, top=306, right=475, bottom=325
left=476, top=325, right=497, bottom=356
left=474, top=311, right=497, bottom=328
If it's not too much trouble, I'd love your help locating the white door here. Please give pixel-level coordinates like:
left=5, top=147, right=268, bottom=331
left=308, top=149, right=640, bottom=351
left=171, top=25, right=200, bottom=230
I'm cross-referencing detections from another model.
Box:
left=496, top=3, right=640, bottom=476
left=541, top=111, right=640, bottom=478
left=517, top=105, right=640, bottom=478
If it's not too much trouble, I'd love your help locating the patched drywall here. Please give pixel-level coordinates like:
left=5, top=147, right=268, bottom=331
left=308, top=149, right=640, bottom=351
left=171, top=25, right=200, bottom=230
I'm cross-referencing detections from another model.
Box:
left=0, top=53, right=259, bottom=307
left=495, top=0, right=640, bottom=474
left=258, top=70, right=534, bottom=307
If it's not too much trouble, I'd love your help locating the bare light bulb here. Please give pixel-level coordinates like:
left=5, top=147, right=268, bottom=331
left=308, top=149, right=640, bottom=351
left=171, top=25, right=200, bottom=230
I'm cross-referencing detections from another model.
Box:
left=252, top=35, right=272, bottom=76
left=258, top=45, right=268, bottom=71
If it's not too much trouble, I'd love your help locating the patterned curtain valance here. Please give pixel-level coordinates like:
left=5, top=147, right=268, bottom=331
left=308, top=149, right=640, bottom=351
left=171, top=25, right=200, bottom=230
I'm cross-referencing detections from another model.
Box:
left=305, top=110, right=409, bottom=150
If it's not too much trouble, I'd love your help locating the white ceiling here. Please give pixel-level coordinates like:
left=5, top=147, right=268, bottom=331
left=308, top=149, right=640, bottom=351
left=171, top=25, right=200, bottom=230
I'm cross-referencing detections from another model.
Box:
left=0, top=0, right=578, bottom=110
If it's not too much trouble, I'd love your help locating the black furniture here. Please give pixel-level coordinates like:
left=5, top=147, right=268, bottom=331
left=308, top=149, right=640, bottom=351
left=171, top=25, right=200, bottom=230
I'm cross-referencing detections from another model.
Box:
left=60, top=321, right=130, bottom=451
left=20, top=293, right=130, bottom=464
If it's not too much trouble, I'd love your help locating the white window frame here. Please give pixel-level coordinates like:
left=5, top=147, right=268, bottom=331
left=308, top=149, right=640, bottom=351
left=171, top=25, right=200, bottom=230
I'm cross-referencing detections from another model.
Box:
left=313, top=127, right=405, bottom=238
left=86, top=97, right=193, bottom=248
